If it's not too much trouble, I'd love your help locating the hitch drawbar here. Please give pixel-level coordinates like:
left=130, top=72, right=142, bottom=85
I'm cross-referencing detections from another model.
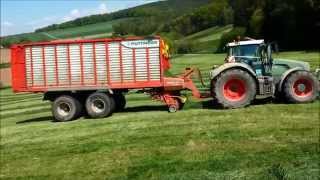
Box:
left=149, top=67, right=210, bottom=112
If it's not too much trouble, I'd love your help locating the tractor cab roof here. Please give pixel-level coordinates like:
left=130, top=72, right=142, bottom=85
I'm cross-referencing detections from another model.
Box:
left=227, top=40, right=264, bottom=47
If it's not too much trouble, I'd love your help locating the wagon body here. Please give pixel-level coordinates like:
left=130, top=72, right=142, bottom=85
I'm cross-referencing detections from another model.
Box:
left=11, top=36, right=170, bottom=92
left=10, top=36, right=201, bottom=121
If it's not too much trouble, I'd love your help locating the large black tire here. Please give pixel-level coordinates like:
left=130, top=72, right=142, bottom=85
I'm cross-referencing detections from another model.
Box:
left=113, top=93, right=126, bottom=111
left=212, top=69, right=257, bottom=108
left=52, top=95, right=82, bottom=122
left=283, top=71, right=319, bottom=103
left=85, top=92, right=114, bottom=118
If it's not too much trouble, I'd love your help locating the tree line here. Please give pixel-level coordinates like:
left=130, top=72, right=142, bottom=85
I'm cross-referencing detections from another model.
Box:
left=113, top=0, right=319, bottom=52
left=230, top=0, right=319, bottom=50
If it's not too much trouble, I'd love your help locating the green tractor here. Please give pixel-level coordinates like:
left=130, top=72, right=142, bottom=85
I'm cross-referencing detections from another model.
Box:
left=210, top=39, right=319, bottom=108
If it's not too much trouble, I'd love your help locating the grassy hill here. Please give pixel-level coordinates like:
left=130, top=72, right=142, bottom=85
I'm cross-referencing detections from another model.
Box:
left=36, top=0, right=212, bottom=32
left=177, top=25, right=233, bottom=53
left=43, top=18, right=132, bottom=39
left=0, top=52, right=319, bottom=179
left=1, top=0, right=211, bottom=47
left=1, top=18, right=133, bottom=46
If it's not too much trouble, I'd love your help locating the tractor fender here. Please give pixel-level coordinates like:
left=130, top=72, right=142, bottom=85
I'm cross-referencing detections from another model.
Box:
left=277, top=67, right=304, bottom=91
left=210, top=63, right=257, bottom=80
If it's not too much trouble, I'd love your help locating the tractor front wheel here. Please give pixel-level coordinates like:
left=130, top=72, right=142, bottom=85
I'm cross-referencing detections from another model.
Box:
left=283, top=71, right=318, bottom=103
left=212, top=69, right=256, bottom=108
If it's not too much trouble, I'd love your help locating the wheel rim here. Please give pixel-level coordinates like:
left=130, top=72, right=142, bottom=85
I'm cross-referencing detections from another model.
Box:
left=169, top=105, right=177, bottom=113
left=292, top=78, right=313, bottom=98
left=91, top=98, right=105, bottom=114
left=223, top=79, right=246, bottom=101
left=57, top=102, right=71, bottom=117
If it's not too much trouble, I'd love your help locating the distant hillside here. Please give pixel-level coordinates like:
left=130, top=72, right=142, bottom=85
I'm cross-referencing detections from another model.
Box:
left=35, top=0, right=211, bottom=32
left=177, top=25, right=233, bottom=53
left=1, top=0, right=212, bottom=47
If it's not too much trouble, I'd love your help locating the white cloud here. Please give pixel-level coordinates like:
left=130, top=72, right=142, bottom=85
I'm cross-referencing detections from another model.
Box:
left=62, top=9, right=81, bottom=22
left=1, top=21, right=14, bottom=36
left=61, top=4, right=108, bottom=22
left=98, top=3, right=108, bottom=14
left=2, top=21, right=13, bottom=27
left=70, top=9, right=81, bottom=17
left=24, top=16, right=59, bottom=31
left=26, top=16, right=57, bottom=26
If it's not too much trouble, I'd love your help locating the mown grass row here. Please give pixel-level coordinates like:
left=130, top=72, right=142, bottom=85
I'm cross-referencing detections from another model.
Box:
left=0, top=88, right=318, bottom=179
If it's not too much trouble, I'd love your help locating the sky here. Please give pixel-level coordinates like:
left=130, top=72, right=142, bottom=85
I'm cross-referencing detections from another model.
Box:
left=1, top=0, right=159, bottom=36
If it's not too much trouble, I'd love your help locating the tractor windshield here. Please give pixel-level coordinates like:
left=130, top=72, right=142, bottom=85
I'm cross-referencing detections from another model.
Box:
left=229, top=44, right=259, bottom=57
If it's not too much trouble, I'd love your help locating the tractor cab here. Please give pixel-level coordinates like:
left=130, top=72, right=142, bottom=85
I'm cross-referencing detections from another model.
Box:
left=226, top=39, right=273, bottom=76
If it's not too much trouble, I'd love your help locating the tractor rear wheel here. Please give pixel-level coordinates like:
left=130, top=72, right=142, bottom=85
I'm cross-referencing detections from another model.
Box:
left=212, top=69, right=256, bottom=108
left=52, top=95, right=82, bottom=122
left=85, top=92, right=114, bottom=118
left=283, top=71, right=318, bottom=103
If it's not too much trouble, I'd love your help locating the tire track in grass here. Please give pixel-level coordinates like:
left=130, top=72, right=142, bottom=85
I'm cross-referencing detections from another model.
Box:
left=0, top=95, right=42, bottom=103
left=0, top=96, right=43, bottom=107
left=0, top=106, right=51, bottom=119
left=1, top=102, right=50, bottom=112
left=0, top=102, right=49, bottom=113
left=0, top=94, right=41, bottom=102
left=0, top=94, right=41, bottom=101
left=0, top=92, right=36, bottom=97
left=1, top=111, right=52, bottom=128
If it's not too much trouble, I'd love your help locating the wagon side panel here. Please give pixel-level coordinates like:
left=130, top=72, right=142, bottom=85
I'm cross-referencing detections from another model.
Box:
left=22, top=37, right=163, bottom=91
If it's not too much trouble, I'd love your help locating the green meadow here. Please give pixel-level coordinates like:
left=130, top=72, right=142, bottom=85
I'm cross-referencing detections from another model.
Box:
left=0, top=52, right=319, bottom=179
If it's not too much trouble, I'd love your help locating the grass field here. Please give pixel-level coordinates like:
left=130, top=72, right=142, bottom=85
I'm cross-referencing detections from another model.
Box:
left=0, top=52, right=319, bottom=179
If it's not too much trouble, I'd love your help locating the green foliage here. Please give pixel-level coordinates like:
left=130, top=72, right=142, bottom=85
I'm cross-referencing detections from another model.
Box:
left=176, top=41, right=196, bottom=54
left=177, top=25, right=233, bottom=53
left=1, top=33, right=48, bottom=47
left=249, top=8, right=264, bottom=37
left=231, top=0, right=319, bottom=50
left=217, top=27, right=246, bottom=52
left=164, top=0, right=233, bottom=36
left=222, top=6, right=234, bottom=25
left=113, top=17, right=160, bottom=36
